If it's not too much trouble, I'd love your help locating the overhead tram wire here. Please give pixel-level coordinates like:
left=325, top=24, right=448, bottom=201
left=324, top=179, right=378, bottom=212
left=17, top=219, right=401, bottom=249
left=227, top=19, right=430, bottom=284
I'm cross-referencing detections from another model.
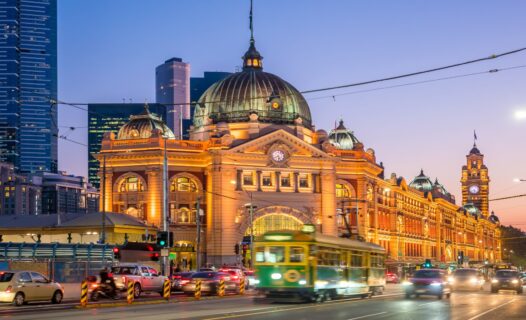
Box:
left=53, top=46, right=526, bottom=110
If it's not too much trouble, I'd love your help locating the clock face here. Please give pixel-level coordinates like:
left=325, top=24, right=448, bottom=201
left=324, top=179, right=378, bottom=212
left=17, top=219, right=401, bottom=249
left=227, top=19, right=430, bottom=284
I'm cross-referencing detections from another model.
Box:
left=469, top=185, right=480, bottom=194
left=271, top=150, right=286, bottom=162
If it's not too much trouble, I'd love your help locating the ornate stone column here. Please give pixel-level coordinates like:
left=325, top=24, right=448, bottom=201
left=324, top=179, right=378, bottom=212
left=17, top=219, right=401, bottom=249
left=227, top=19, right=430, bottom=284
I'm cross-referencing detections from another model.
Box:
left=320, top=169, right=337, bottom=236
left=146, top=167, right=162, bottom=227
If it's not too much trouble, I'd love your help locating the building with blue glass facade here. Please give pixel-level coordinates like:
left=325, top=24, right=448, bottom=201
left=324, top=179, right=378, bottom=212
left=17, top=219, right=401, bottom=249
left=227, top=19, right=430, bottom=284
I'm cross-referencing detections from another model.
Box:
left=0, top=0, right=58, bottom=173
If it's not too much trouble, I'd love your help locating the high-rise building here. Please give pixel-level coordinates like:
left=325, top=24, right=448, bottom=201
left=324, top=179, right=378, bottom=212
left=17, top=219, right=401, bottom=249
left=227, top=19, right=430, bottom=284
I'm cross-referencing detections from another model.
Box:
left=155, top=57, right=190, bottom=139
left=0, top=0, right=58, bottom=173
left=87, top=103, right=167, bottom=188
left=0, top=162, right=41, bottom=215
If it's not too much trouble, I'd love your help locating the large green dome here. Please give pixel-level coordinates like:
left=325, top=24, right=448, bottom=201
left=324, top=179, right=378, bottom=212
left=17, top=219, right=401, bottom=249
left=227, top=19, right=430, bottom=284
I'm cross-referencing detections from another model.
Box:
left=192, top=41, right=312, bottom=129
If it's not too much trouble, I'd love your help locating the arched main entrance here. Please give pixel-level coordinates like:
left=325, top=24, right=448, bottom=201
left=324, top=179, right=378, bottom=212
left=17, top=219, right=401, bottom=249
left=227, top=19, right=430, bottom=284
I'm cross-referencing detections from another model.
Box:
left=245, top=213, right=304, bottom=236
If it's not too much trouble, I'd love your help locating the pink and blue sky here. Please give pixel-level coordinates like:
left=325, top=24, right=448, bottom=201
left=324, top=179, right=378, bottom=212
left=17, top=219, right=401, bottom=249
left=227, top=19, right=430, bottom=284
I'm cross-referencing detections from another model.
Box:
left=57, top=0, right=526, bottom=228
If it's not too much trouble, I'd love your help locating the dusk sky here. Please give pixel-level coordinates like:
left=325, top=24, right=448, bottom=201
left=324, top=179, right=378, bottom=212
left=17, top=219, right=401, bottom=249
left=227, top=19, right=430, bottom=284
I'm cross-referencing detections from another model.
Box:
left=57, top=0, right=526, bottom=228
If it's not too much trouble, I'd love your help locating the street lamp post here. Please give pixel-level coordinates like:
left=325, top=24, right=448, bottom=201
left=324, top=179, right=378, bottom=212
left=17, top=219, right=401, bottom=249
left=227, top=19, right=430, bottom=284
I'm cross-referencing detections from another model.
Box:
left=245, top=193, right=256, bottom=268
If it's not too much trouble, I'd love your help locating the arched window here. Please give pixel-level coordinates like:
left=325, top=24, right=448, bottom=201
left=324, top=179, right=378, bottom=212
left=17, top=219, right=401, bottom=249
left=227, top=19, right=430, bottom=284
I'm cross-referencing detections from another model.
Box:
left=171, top=177, right=197, bottom=192
left=248, top=214, right=303, bottom=236
left=336, top=183, right=350, bottom=198
left=118, top=176, right=145, bottom=192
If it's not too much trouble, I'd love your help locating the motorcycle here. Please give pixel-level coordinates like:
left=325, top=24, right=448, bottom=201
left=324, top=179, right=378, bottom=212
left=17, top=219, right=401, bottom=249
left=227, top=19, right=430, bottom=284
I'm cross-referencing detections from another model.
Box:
left=90, top=279, right=119, bottom=301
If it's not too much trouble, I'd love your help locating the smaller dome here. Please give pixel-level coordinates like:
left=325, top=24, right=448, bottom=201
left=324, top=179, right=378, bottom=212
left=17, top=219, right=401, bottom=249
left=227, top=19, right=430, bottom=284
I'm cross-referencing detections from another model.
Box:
left=117, top=104, right=175, bottom=140
left=433, top=178, right=450, bottom=196
left=409, top=169, right=433, bottom=192
left=328, top=119, right=360, bottom=150
left=489, top=211, right=500, bottom=223
left=463, top=203, right=481, bottom=218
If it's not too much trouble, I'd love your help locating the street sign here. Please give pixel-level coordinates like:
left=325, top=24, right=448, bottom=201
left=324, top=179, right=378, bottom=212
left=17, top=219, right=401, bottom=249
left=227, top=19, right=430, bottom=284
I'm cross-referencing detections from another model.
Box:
left=161, top=248, right=169, bottom=257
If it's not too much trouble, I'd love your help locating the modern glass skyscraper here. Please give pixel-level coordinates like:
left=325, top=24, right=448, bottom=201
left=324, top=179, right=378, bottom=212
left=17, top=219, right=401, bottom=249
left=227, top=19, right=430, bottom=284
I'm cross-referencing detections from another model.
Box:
left=0, top=0, right=58, bottom=173
left=155, top=57, right=190, bottom=139
left=87, top=103, right=167, bottom=189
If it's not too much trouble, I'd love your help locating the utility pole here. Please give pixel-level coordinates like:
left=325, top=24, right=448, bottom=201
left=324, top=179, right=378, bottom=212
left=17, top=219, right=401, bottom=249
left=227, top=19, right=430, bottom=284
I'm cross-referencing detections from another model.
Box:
left=196, top=194, right=201, bottom=270
left=162, top=136, right=169, bottom=276
left=249, top=192, right=255, bottom=268
left=101, top=154, right=106, bottom=244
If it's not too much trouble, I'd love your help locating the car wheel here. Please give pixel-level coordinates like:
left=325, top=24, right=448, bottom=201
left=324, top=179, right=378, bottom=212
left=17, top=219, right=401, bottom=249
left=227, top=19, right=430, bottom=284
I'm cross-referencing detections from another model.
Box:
left=517, top=288, right=523, bottom=294
left=133, top=283, right=141, bottom=299
left=437, top=294, right=443, bottom=300
left=91, top=291, right=99, bottom=301
left=13, top=292, right=25, bottom=306
left=405, top=293, right=411, bottom=299
left=446, top=293, right=451, bottom=299
left=491, top=288, right=498, bottom=293
left=52, top=290, right=63, bottom=304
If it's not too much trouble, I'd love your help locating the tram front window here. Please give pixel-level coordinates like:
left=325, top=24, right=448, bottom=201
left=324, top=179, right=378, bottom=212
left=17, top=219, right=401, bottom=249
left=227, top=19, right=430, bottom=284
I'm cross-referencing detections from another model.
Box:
left=255, top=246, right=285, bottom=263
left=289, top=247, right=305, bottom=263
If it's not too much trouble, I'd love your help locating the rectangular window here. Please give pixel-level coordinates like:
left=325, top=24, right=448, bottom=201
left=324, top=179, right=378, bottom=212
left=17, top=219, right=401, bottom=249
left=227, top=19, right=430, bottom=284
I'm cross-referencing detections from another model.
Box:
left=243, top=174, right=254, bottom=186
left=281, top=174, right=291, bottom=187
left=289, top=246, right=305, bottom=263
left=299, top=176, right=309, bottom=188
left=257, top=246, right=285, bottom=263
left=262, top=175, right=272, bottom=186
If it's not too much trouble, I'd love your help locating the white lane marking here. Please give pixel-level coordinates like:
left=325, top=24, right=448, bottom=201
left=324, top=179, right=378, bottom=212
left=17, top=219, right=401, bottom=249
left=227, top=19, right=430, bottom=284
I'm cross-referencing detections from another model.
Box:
left=466, top=298, right=517, bottom=320
left=347, top=311, right=388, bottom=320
left=417, top=301, right=437, bottom=307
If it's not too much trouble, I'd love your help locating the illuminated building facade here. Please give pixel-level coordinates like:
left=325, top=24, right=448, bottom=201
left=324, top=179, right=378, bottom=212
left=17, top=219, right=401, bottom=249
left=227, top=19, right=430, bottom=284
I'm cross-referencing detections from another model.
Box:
left=95, top=34, right=501, bottom=268
left=87, top=103, right=167, bottom=189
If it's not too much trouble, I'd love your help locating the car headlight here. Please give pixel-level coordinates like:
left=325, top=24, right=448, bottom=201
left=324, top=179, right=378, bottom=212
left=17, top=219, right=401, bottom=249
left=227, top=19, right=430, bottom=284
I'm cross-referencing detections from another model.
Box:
left=491, top=279, right=498, bottom=284
left=315, top=280, right=328, bottom=288
left=402, top=281, right=413, bottom=286
left=299, top=279, right=307, bottom=285
left=470, top=277, right=478, bottom=284
left=430, top=281, right=442, bottom=287
left=271, top=273, right=282, bottom=280
left=253, top=279, right=260, bottom=285
left=512, top=279, right=519, bottom=284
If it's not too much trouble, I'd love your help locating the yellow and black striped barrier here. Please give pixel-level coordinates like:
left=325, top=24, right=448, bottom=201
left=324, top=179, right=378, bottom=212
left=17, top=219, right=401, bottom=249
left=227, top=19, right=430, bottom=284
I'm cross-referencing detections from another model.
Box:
left=80, top=280, right=88, bottom=307
left=163, top=279, right=171, bottom=300
left=127, top=280, right=134, bottom=304
left=239, top=277, right=245, bottom=295
left=218, top=279, right=225, bottom=297
left=194, top=279, right=202, bottom=300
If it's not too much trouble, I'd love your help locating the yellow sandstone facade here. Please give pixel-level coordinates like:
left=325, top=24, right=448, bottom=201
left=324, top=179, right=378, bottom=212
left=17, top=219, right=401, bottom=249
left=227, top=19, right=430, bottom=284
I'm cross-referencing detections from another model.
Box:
left=95, top=37, right=501, bottom=268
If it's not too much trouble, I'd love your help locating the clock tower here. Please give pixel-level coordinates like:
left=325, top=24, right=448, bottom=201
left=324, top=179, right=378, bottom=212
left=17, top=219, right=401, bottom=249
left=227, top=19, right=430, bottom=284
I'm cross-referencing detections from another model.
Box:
left=461, top=142, right=490, bottom=217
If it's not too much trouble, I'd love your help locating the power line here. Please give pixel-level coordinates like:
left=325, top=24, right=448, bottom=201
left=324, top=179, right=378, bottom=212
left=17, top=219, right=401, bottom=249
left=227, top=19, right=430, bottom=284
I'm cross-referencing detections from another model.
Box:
left=489, top=194, right=526, bottom=201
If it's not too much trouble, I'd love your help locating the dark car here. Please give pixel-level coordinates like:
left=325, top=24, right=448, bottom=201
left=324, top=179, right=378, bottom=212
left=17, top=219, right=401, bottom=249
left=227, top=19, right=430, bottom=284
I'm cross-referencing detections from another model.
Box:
left=182, top=272, right=237, bottom=295
left=449, top=268, right=484, bottom=291
left=491, top=270, right=523, bottom=294
left=386, top=272, right=399, bottom=284
left=403, top=269, right=451, bottom=299
left=171, top=272, right=194, bottom=291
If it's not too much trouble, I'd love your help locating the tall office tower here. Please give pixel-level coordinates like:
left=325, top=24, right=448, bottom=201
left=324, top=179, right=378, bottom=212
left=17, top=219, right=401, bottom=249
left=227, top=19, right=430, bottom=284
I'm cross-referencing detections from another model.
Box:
left=0, top=0, right=58, bottom=173
left=155, top=57, right=190, bottom=139
left=87, top=103, right=167, bottom=189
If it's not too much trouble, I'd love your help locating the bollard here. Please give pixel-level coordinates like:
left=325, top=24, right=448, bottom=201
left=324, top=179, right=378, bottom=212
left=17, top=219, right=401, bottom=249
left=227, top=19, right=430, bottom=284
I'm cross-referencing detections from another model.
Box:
left=127, top=280, right=134, bottom=304
left=163, top=279, right=171, bottom=301
left=218, top=278, right=225, bottom=297
left=239, top=277, right=245, bottom=295
left=194, top=279, right=202, bottom=300
left=80, top=280, right=88, bottom=307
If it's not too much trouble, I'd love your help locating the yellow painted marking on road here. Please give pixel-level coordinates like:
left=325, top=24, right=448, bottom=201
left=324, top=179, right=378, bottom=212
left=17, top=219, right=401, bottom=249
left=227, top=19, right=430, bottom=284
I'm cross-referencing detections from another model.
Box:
left=204, top=294, right=404, bottom=320
left=347, top=311, right=387, bottom=320
left=466, top=298, right=517, bottom=320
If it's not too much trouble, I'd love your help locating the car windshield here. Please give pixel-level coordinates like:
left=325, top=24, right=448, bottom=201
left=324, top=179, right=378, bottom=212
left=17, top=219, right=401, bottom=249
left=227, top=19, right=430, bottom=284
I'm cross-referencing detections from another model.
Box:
left=192, top=272, right=216, bottom=279
left=0, top=272, right=14, bottom=282
left=496, top=271, right=519, bottom=278
left=455, top=269, right=477, bottom=276
left=413, top=270, right=441, bottom=278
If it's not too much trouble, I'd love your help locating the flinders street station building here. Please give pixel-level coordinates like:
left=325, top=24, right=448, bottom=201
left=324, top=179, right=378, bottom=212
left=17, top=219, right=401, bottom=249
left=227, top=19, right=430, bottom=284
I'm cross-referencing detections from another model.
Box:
left=95, top=36, right=501, bottom=269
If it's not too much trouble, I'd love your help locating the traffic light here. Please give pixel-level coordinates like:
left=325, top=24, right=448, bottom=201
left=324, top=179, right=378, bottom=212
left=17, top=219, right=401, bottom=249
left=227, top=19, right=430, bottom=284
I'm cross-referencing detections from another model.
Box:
left=157, top=231, right=168, bottom=247
left=423, top=259, right=432, bottom=268
left=234, top=243, right=240, bottom=255
left=113, top=247, right=121, bottom=260
left=156, top=231, right=173, bottom=247
left=458, top=251, right=464, bottom=265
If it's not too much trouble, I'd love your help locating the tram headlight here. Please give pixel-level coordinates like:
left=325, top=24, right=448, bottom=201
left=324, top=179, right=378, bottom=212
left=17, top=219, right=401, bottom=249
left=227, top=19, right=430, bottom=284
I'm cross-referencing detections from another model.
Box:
left=315, top=280, right=328, bottom=288
left=402, top=281, right=413, bottom=286
left=299, top=279, right=307, bottom=285
left=491, top=279, right=499, bottom=284
left=271, top=273, right=282, bottom=280
left=512, top=279, right=519, bottom=284
left=469, top=277, right=478, bottom=284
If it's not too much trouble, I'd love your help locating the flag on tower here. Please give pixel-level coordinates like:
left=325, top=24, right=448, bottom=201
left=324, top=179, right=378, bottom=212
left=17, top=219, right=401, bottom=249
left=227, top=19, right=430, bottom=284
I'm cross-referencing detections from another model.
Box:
left=474, top=130, right=477, bottom=141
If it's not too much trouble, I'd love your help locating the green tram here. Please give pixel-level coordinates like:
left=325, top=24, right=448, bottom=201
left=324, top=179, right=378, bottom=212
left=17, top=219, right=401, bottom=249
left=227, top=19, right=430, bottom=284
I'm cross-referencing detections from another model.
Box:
left=254, top=227, right=386, bottom=302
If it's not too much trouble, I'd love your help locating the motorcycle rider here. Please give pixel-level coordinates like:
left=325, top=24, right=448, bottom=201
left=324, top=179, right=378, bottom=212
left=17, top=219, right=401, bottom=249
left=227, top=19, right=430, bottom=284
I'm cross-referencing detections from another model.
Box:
left=99, top=267, right=117, bottom=298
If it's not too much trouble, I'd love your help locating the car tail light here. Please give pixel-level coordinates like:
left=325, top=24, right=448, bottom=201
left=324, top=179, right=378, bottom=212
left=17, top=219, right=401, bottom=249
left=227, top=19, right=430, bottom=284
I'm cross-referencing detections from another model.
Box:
left=232, top=275, right=239, bottom=280
left=91, top=283, right=99, bottom=289
left=5, top=286, right=12, bottom=293
left=173, top=275, right=182, bottom=280
left=181, top=280, right=189, bottom=285
left=122, top=276, right=126, bottom=283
